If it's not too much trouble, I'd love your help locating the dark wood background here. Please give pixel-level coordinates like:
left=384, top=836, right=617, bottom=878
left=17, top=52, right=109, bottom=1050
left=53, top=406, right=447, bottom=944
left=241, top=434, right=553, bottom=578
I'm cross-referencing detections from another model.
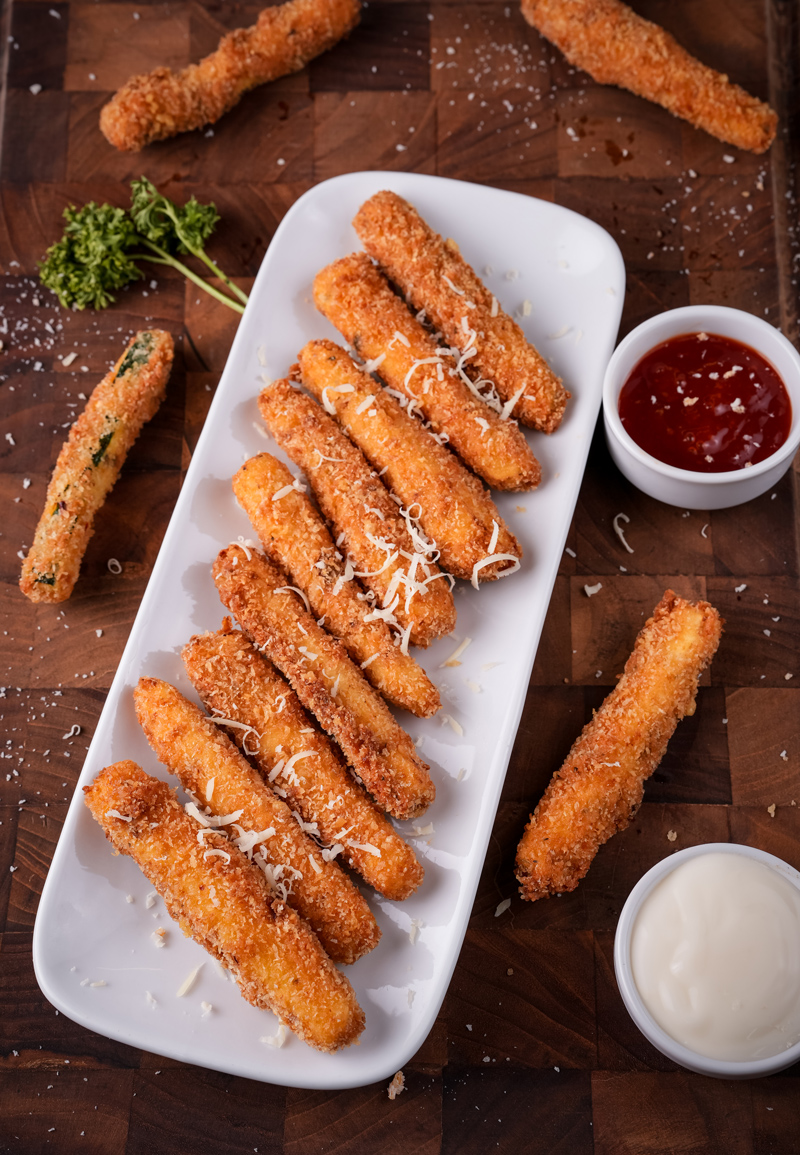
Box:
left=1, top=0, right=800, bottom=1151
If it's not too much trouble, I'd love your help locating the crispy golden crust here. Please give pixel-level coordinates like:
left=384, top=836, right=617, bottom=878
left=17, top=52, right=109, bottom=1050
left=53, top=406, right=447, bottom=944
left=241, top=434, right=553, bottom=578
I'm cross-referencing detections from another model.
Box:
left=521, top=0, right=776, bottom=154
left=296, top=340, right=521, bottom=584
left=234, top=453, right=441, bottom=715
left=313, top=253, right=541, bottom=491
left=134, top=677, right=379, bottom=964
left=84, top=761, right=364, bottom=1052
left=516, top=591, right=723, bottom=902
left=213, top=545, right=435, bottom=820
left=184, top=626, right=424, bottom=900
left=100, top=0, right=361, bottom=151
left=19, top=330, right=173, bottom=603
left=353, top=192, right=568, bottom=434
left=252, top=394, right=456, bottom=649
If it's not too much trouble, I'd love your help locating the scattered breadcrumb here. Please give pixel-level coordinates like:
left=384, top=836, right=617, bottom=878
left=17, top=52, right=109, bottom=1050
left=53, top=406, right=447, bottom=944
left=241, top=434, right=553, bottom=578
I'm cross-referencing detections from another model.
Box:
left=387, top=1070, right=406, bottom=1100
left=767, top=803, right=776, bottom=818
left=667, top=830, right=677, bottom=842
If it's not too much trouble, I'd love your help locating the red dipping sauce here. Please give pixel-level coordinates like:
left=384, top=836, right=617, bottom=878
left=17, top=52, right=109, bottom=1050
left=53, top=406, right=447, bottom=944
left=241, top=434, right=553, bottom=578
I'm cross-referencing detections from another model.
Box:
left=618, top=332, right=792, bottom=473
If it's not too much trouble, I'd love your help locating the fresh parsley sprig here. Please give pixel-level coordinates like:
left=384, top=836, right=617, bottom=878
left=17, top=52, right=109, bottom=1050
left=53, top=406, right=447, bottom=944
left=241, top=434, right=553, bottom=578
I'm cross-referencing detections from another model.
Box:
left=39, top=179, right=247, bottom=315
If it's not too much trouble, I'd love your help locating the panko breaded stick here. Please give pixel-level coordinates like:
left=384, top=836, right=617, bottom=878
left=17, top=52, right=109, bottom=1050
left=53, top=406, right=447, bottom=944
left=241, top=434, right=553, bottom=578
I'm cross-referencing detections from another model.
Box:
left=100, top=0, right=361, bottom=151
left=213, top=544, right=435, bottom=820
left=353, top=191, right=568, bottom=434
left=516, top=591, right=723, bottom=902
left=314, top=253, right=540, bottom=491
left=234, top=452, right=441, bottom=715
left=521, top=0, right=776, bottom=154
left=184, top=625, right=424, bottom=900
left=297, top=340, right=521, bottom=585
left=84, top=761, right=364, bottom=1052
left=253, top=392, right=456, bottom=648
left=20, top=330, right=173, bottom=603
left=134, top=677, right=379, bottom=965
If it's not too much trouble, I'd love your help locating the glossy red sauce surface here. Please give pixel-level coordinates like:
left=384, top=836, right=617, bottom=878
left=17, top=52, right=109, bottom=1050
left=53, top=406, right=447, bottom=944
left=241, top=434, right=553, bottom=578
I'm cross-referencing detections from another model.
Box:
left=618, top=331, right=792, bottom=473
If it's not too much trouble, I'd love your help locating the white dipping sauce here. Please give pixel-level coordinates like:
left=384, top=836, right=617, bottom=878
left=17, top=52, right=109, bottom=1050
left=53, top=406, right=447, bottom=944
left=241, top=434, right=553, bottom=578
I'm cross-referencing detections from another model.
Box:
left=630, top=851, right=800, bottom=1061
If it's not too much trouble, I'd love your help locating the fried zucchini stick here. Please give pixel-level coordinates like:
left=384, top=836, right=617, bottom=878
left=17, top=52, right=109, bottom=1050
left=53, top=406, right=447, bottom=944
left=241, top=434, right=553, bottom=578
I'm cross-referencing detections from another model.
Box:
left=184, top=625, right=424, bottom=900
left=296, top=340, right=522, bottom=585
left=516, top=590, right=723, bottom=902
left=100, top=0, right=361, bottom=151
left=234, top=453, right=442, bottom=715
left=134, top=677, right=379, bottom=965
left=521, top=0, right=776, bottom=154
left=84, top=761, right=364, bottom=1052
left=213, top=544, right=435, bottom=820
left=353, top=191, right=568, bottom=434
left=20, top=330, right=173, bottom=603
left=252, top=393, right=456, bottom=647
left=313, top=253, right=540, bottom=491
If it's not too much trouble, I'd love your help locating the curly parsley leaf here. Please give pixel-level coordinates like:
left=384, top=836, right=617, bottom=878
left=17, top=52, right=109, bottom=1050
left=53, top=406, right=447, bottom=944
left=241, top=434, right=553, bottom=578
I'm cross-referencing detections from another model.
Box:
left=39, top=203, right=142, bottom=311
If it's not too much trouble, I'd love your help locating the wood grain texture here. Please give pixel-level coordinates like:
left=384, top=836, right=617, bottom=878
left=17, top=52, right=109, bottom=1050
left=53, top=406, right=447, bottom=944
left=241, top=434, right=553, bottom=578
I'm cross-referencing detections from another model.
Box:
left=1, top=0, right=799, bottom=1150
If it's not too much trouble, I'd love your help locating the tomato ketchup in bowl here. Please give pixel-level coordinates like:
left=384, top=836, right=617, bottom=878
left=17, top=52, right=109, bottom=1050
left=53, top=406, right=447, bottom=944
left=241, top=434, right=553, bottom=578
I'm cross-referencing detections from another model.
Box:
left=602, top=306, right=800, bottom=509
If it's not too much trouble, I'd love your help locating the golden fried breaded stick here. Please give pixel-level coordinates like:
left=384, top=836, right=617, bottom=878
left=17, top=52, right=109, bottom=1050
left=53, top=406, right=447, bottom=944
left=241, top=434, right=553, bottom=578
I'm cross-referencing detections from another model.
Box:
left=100, top=0, right=360, bottom=151
left=296, top=340, right=521, bottom=586
left=353, top=191, right=568, bottom=434
left=516, top=590, right=723, bottom=902
left=19, top=330, right=173, bottom=603
left=252, top=395, right=456, bottom=648
left=213, top=544, right=435, bottom=820
left=313, top=253, right=540, bottom=491
left=84, top=761, right=364, bottom=1052
left=184, top=625, right=424, bottom=901
left=234, top=453, right=442, bottom=715
left=134, top=677, right=379, bottom=965
left=521, top=0, right=776, bottom=154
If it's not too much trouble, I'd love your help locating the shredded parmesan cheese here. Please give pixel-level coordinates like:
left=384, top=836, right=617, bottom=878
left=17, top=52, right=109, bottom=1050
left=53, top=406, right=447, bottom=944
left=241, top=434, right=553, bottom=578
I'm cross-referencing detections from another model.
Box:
left=470, top=553, right=520, bottom=589
left=275, top=585, right=311, bottom=613
left=105, top=809, right=131, bottom=822
left=612, top=513, right=634, bottom=554
left=499, top=383, right=526, bottom=421
left=441, top=636, right=472, bottom=667
left=176, top=964, right=204, bottom=997
left=321, top=383, right=355, bottom=414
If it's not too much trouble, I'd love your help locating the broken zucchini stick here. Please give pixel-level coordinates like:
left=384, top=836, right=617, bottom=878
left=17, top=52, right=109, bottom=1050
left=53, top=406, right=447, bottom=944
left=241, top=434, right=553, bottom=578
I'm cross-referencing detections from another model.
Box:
left=213, top=544, right=435, bottom=820
left=184, top=625, right=424, bottom=901
left=296, top=340, right=521, bottom=585
left=516, top=590, right=723, bottom=902
left=85, top=761, right=364, bottom=1052
left=20, top=329, right=174, bottom=603
left=253, top=391, right=456, bottom=648
left=134, top=677, right=379, bottom=965
left=313, top=253, right=541, bottom=491
left=234, top=452, right=442, bottom=715
left=353, top=191, right=569, bottom=433
left=100, top=0, right=361, bottom=151
left=521, top=0, right=777, bottom=155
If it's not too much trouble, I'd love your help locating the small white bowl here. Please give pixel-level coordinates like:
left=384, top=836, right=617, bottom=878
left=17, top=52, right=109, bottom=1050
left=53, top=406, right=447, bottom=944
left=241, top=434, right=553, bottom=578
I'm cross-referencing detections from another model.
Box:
left=603, top=305, right=800, bottom=509
left=614, top=842, right=800, bottom=1079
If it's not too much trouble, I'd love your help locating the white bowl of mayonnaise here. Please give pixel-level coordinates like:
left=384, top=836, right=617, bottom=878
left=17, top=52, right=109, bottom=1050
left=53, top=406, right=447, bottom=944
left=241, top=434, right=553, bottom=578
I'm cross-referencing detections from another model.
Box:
left=614, top=842, right=800, bottom=1078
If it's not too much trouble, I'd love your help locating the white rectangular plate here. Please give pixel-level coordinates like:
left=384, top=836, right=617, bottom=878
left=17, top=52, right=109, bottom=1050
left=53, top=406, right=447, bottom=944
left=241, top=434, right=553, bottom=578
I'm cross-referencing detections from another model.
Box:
left=33, top=172, right=624, bottom=1090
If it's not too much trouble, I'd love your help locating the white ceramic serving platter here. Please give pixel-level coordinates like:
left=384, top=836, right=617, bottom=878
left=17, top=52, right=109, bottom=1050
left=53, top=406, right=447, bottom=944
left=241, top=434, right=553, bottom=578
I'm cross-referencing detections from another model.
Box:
left=33, top=172, right=625, bottom=1090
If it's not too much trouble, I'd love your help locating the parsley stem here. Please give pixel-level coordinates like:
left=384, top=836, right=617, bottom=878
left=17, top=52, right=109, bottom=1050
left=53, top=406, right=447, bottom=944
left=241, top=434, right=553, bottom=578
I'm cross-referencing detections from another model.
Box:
left=133, top=242, right=246, bottom=315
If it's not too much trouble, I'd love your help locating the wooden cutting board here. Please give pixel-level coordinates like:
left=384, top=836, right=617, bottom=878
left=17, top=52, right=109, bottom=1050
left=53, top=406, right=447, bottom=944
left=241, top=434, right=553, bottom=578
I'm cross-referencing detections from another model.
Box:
left=1, top=1, right=799, bottom=1151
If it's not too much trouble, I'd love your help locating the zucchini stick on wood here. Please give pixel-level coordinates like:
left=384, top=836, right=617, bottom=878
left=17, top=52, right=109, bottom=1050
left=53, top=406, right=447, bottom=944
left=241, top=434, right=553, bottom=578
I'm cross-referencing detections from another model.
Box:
left=516, top=590, right=723, bottom=902
left=19, top=329, right=174, bottom=603
left=84, top=761, right=365, bottom=1052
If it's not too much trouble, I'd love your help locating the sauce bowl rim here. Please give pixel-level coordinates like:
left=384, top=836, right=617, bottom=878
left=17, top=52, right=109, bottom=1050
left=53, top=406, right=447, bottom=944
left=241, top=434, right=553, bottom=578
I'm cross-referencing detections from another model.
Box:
left=602, top=305, right=800, bottom=487
left=614, top=841, right=800, bottom=1078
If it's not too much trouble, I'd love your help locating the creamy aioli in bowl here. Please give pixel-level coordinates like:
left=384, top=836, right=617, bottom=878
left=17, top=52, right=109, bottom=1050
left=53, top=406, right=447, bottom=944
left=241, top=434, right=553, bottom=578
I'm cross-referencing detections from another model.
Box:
left=630, top=851, right=800, bottom=1061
